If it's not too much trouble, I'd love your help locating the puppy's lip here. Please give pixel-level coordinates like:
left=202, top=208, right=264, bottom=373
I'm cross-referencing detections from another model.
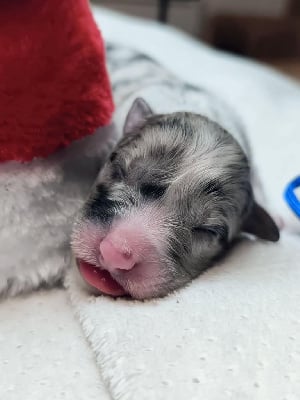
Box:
left=76, top=259, right=128, bottom=297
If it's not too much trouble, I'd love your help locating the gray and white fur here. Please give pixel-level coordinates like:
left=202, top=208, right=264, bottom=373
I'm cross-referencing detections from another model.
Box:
left=71, top=44, right=279, bottom=300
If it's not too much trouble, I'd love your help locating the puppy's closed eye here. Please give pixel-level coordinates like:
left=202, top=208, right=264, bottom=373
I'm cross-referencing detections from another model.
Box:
left=192, top=225, right=228, bottom=242
left=192, top=226, right=217, bottom=237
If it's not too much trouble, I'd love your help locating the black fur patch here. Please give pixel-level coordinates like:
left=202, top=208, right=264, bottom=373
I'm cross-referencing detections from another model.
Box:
left=111, top=162, right=126, bottom=181
left=140, top=183, right=167, bottom=200
left=84, top=184, right=118, bottom=223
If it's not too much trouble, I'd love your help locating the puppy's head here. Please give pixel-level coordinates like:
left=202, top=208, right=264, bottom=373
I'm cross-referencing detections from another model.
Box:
left=72, top=98, right=279, bottom=300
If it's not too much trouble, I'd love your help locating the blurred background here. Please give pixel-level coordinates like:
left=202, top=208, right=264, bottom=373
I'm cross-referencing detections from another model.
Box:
left=92, top=0, right=300, bottom=79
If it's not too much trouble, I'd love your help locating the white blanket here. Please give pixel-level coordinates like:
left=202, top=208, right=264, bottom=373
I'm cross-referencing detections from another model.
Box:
left=1, top=5, right=300, bottom=400
left=0, top=289, right=110, bottom=400
left=67, top=234, right=300, bottom=400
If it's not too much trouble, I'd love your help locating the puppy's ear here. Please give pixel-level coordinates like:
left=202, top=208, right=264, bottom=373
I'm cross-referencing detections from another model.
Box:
left=123, top=97, right=153, bottom=135
left=242, top=202, right=280, bottom=242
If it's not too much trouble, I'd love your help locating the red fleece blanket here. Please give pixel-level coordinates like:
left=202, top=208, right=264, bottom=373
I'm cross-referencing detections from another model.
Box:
left=0, top=0, right=114, bottom=162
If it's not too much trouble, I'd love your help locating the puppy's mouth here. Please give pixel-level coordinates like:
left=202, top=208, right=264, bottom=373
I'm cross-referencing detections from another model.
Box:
left=77, top=259, right=128, bottom=297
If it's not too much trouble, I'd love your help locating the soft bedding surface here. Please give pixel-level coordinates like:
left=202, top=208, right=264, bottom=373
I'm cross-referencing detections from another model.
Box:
left=67, top=234, right=300, bottom=400
left=0, top=289, right=110, bottom=400
left=1, top=5, right=300, bottom=400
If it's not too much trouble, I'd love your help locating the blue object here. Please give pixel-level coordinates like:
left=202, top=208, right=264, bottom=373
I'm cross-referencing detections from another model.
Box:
left=285, top=176, right=300, bottom=218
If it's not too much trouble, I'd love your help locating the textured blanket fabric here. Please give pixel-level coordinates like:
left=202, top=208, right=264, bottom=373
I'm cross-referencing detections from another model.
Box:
left=0, top=289, right=110, bottom=400
left=66, top=233, right=300, bottom=400
left=0, top=125, right=118, bottom=296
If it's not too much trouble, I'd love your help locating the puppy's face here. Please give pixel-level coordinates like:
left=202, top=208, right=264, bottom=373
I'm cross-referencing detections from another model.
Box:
left=72, top=98, right=279, bottom=300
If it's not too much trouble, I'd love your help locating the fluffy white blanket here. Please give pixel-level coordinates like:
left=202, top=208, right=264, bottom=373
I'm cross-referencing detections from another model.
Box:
left=67, top=234, right=300, bottom=400
left=1, top=5, right=299, bottom=400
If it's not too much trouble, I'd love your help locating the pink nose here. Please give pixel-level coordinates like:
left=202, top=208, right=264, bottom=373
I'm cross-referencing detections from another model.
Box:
left=99, top=238, right=136, bottom=271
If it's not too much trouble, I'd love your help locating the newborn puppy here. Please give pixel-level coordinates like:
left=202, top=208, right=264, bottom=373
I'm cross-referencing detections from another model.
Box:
left=71, top=45, right=279, bottom=300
